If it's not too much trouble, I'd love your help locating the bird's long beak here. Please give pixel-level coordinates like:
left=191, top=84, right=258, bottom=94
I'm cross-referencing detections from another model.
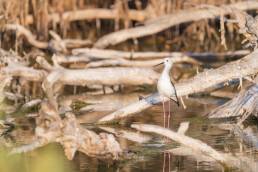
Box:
left=153, top=62, right=163, bottom=67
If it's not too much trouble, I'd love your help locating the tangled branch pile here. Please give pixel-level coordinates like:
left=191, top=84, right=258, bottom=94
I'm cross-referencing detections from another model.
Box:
left=1, top=1, right=258, bottom=170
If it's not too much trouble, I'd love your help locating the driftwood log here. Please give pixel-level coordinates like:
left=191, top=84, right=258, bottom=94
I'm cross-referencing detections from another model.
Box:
left=1, top=56, right=159, bottom=86
left=209, top=84, right=258, bottom=120
left=98, top=50, right=258, bottom=123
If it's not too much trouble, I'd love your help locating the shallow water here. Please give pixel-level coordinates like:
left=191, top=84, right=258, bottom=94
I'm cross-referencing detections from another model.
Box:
left=2, top=93, right=257, bottom=172
left=71, top=95, right=240, bottom=172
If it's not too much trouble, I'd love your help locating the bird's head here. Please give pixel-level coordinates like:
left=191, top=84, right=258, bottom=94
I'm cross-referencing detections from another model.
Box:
left=163, top=57, right=173, bottom=69
left=154, top=57, right=173, bottom=69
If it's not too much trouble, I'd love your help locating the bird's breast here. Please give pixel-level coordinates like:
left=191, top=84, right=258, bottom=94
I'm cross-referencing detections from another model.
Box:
left=157, top=77, right=175, bottom=98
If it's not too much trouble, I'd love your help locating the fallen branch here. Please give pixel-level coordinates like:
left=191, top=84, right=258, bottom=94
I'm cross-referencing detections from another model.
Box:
left=72, top=48, right=189, bottom=60
left=73, top=48, right=250, bottom=62
left=4, top=24, right=48, bottom=49
left=94, top=1, right=258, bottom=48
left=98, top=50, right=258, bottom=123
left=1, top=62, right=46, bottom=81
left=1, top=57, right=159, bottom=86
left=131, top=124, right=235, bottom=167
left=85, top=56, right=199, bottom=68
left=208, top=84, right=258, bottom=120
left=45, top=66, right=159, bottom=86
left=25, top=8, right=148, bottom=25
left=4, top=24, right=91, bottom=50
left=37, top=56, right=159, bottom=104
left=55, top=53, right=199, bottom=68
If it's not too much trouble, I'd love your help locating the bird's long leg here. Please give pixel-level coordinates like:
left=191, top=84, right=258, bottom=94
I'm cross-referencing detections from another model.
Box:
left=168, top=99, right=171, bottom=128
left=168, top=153, right=171, bottom=172
left=163, top=152, right=166, bottom=172
left=162, top=97, right=166, bottom=128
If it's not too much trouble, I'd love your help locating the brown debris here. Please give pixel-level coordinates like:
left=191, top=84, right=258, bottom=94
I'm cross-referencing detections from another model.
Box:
left=12, top=101, right=123, bottom=160
left=234, top=11, right=258, bottom=49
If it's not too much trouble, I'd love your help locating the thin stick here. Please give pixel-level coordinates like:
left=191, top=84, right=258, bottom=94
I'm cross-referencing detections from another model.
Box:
left=180, top=96, right=187, bottom=109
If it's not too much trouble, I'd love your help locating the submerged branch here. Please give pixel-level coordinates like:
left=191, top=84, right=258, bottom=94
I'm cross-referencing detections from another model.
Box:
left=59, top=93, right=143, bottom=113
left=131, top=123, right=256, bottom=171
left=131, top=124, right=231, bottom=166
left=100, top=126, right=152, bottom=143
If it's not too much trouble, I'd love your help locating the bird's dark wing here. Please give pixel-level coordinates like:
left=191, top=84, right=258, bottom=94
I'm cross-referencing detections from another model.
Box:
left=170, top=80, right=180, bottom=106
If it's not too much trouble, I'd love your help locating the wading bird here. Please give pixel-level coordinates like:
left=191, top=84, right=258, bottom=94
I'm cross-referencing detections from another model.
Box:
left=155, top=58, right=179, bottom=128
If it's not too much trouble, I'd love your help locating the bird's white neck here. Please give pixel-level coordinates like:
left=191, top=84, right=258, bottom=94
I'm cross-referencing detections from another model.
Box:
left=162, top=65, right=172, bottom=76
